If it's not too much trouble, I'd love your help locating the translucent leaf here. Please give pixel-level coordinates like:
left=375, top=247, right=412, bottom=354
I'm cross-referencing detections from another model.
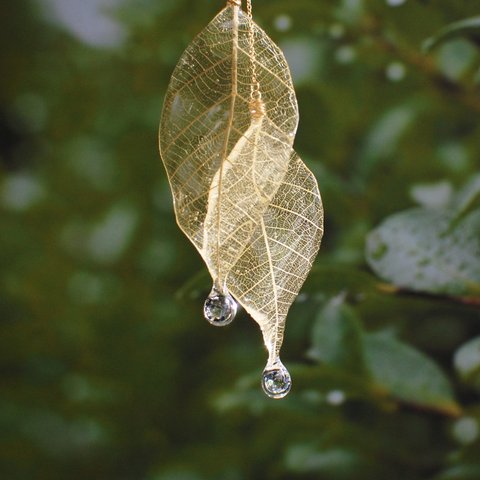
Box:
left=159, top=2, right=323, bottom=389
left=202, top=115, right=291, bottom=283
left=227, top=152, right=323, bottom=365
left=159, top=4, right=298, bottom=287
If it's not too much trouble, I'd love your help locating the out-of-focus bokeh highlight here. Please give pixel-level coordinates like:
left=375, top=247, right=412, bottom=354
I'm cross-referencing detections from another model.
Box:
left=1, top=0, right=480, bottom=479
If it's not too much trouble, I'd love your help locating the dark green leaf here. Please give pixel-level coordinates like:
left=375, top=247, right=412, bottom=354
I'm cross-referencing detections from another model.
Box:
left=356, top=104, right=419, bottom=183
left=433, top=465, right=480, bottom=480
left=452, top=174, right=480, bottom=222
left=423, top=16, right=480, bottom=52
left=305, top=263, right=379, bottom=296
left=364, top=334, right=460, bottom=415
left=308, top=296, right=367, bottom=376
left=285, top=444, right=363, bottom=477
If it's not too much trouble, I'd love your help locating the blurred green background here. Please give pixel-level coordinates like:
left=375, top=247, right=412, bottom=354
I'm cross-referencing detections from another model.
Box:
left=1, top=0, right=480, bottom=479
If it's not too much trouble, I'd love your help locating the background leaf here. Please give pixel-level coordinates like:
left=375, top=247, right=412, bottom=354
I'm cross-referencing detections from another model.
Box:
left=364, top=333, right=460, bottom=415
left=433, top=465, right=480, bottom=480
left=366, top=206, right=480, bottom=297
left=423, top=16, right=480, bottom=52
left=308, top=296, right=367, bottom=375
left=452, top=174, right=480, bottom=221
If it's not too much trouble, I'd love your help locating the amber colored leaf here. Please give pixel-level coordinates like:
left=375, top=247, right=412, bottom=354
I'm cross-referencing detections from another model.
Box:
left=159, top=1, right=323, bottom=378
left=227, top=152, right=323, bottom=365
left=159, top=3, right=298, bottom=287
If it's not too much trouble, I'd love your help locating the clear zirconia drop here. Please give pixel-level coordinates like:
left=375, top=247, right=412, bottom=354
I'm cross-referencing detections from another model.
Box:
left=261, top=359, right=292, bottom=399
left=203, top=286, right=237, bottom=327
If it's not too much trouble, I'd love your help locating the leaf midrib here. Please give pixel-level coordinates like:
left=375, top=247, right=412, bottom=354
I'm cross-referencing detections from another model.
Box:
left=215, top=4, right=240, bottom=287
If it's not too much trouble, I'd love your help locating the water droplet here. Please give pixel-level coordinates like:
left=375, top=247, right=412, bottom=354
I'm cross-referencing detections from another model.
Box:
left=261, top=359, right=292, bottom=399
left=203, top=287, right=237, bottom=326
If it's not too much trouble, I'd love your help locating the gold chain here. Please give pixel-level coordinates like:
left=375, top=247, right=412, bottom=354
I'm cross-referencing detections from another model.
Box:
left=246, top=0, right=252, bottom=18
left=245, top=0, right=263, bottom=116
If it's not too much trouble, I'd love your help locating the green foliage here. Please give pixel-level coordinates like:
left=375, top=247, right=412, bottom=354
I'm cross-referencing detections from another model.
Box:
left=308, top=297, right=366, bottom=375
left=423, top=16, right=480, bottom=52
left=454, top=336, right=480, bottom=391
left=366, top=177, right=480, bottom=297
left=1, top=1, right=480, bottom=480
left=363, top=333, right=458, bottom=415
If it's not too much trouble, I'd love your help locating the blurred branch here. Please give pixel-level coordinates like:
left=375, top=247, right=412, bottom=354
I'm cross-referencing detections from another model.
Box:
left=259, top=1, right=480, bottom=112
left=377, top=283, right=480, bottom=309
left=363, top=15, right=480, bottom=113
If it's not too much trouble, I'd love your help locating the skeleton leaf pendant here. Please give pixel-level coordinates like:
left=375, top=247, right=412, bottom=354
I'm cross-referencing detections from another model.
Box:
left=159, top=0, right=324, bottom=398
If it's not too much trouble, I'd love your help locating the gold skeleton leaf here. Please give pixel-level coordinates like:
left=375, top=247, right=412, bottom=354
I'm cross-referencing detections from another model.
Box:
left=159, top=2, right=323, bottom=380
left=159, top=5, right=298, bottom=285
left=228, top=152, right=323, bottom=365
